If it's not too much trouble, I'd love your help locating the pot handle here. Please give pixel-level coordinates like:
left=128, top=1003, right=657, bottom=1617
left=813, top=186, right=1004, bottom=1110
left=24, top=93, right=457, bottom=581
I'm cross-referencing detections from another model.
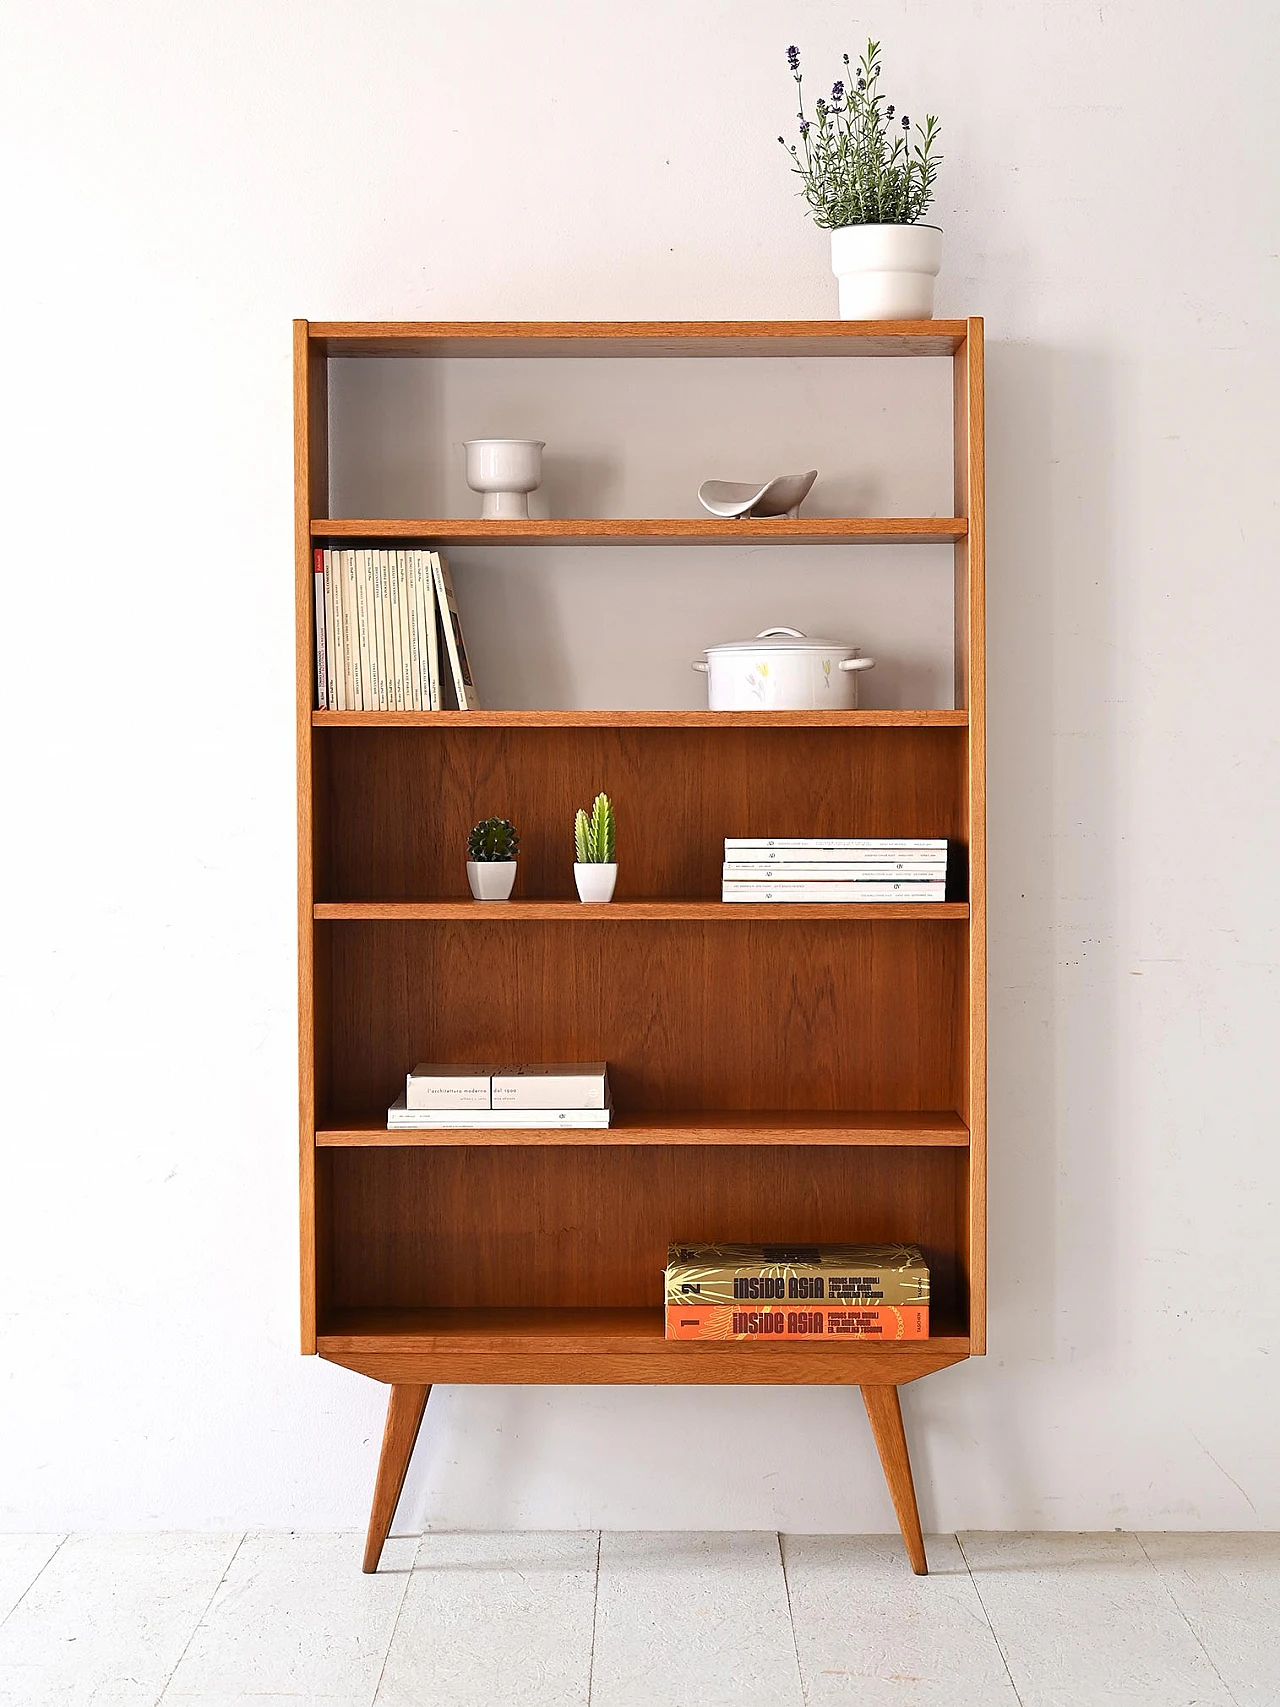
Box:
left=756, top=626, right=806, bottom=639
left=838, top=656, right=876, bottom=672
left=691, top=660, right=709, bottom=672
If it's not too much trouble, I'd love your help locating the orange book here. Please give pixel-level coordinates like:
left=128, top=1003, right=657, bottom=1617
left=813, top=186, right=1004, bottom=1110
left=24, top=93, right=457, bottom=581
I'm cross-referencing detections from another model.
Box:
left=666, top=1303, right=929, bottom=1341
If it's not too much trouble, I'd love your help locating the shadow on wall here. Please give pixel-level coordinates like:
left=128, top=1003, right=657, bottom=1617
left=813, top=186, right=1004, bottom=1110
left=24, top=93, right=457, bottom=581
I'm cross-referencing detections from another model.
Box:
left=356, top=339, right=1127, bottom=1536
left=919, top=337, right=1122, bottom=1526
left=328, top=340, right=1127, bottom=1533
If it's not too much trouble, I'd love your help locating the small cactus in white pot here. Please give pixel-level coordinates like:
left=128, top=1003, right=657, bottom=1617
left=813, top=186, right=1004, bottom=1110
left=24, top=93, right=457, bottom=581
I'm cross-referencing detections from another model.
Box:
left=467, top=816, right=519, bottom=901
left=573, top=793, right=617, bottom=903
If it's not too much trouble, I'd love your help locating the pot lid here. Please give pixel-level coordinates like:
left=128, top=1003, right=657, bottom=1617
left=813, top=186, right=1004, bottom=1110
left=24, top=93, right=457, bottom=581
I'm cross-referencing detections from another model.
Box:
left=702, top=626, right=855, bottom=655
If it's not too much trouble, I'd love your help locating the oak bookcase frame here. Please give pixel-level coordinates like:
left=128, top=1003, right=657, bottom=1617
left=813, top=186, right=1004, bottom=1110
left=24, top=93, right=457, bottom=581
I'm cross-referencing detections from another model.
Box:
left=293, top=318, right=986, bottom=1574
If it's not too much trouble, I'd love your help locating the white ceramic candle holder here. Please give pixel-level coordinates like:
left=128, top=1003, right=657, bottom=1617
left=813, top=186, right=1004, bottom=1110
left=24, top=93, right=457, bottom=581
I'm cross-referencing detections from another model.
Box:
left=463, top=439, right=545, bottom=520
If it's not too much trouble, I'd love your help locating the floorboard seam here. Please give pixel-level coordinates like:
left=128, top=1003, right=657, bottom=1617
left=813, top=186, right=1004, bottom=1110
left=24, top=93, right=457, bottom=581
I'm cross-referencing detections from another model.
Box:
left=585, top=1530, right=602, bottom=1706
left=154, top=1530, right=246, bottom=1704
left=955, top=1532, right=1026, bottom=1707
left=776, top=1533, right=809, bottom=1706
left=1133, top=1532, right=1242, bottom=1707
left=369, top=1531, right=420, bottom=1707
left=0, top=1534, right=68, bottom=1630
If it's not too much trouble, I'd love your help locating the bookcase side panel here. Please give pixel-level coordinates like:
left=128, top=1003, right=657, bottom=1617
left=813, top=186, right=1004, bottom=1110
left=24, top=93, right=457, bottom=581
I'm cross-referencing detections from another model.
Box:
left=953, top=319, right=986, bottom=1353
left=295, top=322, right=330, bottom=1353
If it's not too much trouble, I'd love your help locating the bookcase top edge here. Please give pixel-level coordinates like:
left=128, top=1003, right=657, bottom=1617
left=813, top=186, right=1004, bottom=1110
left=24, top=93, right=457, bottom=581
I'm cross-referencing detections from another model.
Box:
left=303, top=319, right=975, bottom=357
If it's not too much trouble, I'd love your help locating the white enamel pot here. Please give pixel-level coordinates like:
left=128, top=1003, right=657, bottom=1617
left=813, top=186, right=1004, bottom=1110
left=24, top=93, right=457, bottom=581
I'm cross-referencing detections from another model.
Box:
left=692, top=627, right=875, bottom=711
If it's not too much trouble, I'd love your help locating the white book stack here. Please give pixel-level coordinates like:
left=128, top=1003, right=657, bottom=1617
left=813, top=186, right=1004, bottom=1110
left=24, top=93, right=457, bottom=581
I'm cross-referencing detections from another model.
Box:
left=722, top=838, right=950, bottom=903
left=312, top=546, right=477, bottom=712
left=390, top=1062, right=611, bottom=1128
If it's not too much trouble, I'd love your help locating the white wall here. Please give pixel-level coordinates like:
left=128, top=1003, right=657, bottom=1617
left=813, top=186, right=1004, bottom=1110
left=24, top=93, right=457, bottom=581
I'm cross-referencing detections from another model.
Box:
left=2, top=0, right=1278, bottom=1533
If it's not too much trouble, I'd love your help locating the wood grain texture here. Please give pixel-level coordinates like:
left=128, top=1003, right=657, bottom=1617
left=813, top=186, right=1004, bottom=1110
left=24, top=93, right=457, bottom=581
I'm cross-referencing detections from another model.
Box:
left=317, top=723, right=966, bottom=902
left=320, top=1345, right=969, bottom=1386
left=309, top=320, right=968, bottom=358
left=314, top=710, right=969, bottom=729
left=294, top=319, right=325, bottom=1355
left=297, top=317, right=986, bottom=1417
left=321, top=918, right=966, bottom=1120
left=319, top=1308, right=970, bottom=1386
left=861, top=1385, right=928, bottom=1574
left=362, top=1383, right=430, bottom=1573
left=325, top=1146, right=968, bottom=1317
left=317, top=1110, right=970, bottom=1148
left=316, top=901, right=969, bottom=922
left=311, top=517, right=966, bottom=546
left=959, top=317, right=987, bottom=1355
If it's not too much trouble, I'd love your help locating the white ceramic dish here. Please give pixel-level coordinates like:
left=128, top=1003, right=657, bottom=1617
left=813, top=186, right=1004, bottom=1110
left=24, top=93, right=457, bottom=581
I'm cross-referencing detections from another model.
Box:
left=692, top=627, right=875, bottom=710
left=697, top=470, right=818, bottom=519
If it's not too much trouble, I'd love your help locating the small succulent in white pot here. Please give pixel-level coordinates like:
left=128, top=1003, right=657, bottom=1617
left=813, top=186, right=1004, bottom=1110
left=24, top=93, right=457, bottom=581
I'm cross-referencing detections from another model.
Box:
left=467, top=816, right=519, bottom=901
left=573, top=793, right=617, bottom=903
left=779, top=40, right=943, bottom=319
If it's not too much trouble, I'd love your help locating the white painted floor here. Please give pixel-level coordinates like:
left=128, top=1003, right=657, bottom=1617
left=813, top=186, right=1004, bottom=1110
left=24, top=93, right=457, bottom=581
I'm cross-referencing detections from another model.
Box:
left=0, top=1531, right=1276, bottom=1706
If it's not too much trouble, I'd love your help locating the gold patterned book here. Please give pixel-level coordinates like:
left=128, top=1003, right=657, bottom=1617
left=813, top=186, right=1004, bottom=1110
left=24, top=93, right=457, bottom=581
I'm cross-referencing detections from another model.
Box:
left=664, top=1243, right=929, bottom=1340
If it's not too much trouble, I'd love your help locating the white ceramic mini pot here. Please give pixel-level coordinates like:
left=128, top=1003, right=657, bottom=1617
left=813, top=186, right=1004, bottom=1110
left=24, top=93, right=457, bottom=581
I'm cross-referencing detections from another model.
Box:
left=574, top=863, right=617, bottom=903
left=692, top=627, right=875, bottom=711
left=830, top=224, right=942, bottom=320
left=463, top=439, right=545, bottom=519
left=467, top=860, right=517, bottom=901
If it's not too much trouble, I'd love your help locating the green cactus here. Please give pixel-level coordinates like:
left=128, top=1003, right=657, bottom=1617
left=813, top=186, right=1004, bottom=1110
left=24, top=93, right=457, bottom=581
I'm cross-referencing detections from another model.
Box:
left=467, top=816, right=520, bottom=862
left=574, top=793, right=615, bottom=863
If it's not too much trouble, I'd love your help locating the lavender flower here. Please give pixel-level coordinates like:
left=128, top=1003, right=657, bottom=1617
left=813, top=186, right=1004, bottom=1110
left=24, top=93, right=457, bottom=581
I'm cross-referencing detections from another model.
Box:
left=775, top=39, right=942, bottom=229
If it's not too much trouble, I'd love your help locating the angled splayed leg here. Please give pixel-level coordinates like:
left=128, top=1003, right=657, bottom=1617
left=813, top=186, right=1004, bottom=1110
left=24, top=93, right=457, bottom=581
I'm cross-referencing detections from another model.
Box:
left=362, top=1383, right=430, bottom=1573
left=862, top=1383, right=927, bottom=1575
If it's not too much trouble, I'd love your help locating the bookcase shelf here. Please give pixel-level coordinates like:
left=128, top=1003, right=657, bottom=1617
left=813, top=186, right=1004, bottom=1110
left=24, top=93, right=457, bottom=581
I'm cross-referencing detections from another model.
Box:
left=309, top=318, right=969, bottom=358
left=295, top=316, right=985, bottom=1578
left=314, top=900, right=968, bottom=922
left=317, top=1306, right=971, bottom=1385
left=311, top=517, right=966, bottom=546
left=318, top=1110, right=971, bottom=1148
left=312, top=709, right=969, bottom=728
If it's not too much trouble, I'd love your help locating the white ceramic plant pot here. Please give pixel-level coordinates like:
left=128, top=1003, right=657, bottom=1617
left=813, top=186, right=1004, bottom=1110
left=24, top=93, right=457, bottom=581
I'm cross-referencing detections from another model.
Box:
left=463, top=439, right=545, bottom=519
left=467, top=860, right=517, bottom=901
left=574, top=863, right=617, bottom=903
left=830, top=224, right=942, bottom=320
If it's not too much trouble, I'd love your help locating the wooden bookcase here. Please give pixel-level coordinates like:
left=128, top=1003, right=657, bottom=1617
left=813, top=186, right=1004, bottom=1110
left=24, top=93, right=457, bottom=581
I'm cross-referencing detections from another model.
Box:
left=294, top=319, right=985, bottom=1575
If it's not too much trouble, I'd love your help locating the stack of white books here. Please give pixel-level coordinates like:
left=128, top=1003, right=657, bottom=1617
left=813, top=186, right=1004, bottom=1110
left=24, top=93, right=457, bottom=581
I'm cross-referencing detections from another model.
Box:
left=722, top=838, right=949, bottom=903
left=388, top=1063, right=611, bottom=1129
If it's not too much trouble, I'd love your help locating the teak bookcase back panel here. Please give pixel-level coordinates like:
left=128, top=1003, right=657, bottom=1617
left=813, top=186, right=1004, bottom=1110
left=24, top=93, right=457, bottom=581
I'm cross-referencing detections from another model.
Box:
left=318, top=917, right=965, bottom=1118
left=294, top=319, right=986, bottom=1578
left=317, top=724, right=967, bottom=900
left=326, top=1147, right=970, bottom=1316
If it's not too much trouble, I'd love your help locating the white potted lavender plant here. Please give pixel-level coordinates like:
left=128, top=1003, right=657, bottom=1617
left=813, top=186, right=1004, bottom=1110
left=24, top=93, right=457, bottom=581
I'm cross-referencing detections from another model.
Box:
left=778, top=41, right=943, bottom=319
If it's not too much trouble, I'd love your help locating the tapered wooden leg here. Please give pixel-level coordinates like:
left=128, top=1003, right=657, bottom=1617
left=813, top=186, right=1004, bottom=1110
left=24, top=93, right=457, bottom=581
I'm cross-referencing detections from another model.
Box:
left=362, top=1383, right=430, bottom=1573
left=862, top=1384, right=927, bottom=1575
